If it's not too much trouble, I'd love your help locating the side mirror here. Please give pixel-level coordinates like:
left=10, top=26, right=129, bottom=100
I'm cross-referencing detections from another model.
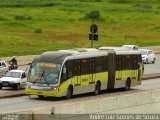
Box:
left=63, top=66, right=66, bottom=74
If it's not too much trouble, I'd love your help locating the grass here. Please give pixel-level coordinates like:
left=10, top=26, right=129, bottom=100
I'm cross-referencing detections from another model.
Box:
left=0, top=0, right=160, bottom=57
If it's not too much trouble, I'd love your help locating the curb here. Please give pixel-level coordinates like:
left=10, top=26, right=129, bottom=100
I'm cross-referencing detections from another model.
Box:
left=0, top=90, right=25, bottom=99
left=142, top=73, right=160, bottom=80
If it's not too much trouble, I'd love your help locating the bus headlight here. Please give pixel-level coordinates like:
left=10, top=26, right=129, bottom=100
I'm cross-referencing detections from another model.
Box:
left=26, top=85, right=30, bottom=89
left=52, top=87, right=57, bottom=90
left=53, top=87, right=57, bottom=90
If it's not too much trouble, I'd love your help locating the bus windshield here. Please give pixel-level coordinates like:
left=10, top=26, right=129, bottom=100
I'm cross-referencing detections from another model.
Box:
left=28, top=62, right=61, bottom=84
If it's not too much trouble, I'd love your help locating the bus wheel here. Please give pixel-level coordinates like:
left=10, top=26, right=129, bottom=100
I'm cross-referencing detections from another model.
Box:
left=95, top=82, right=101, bottom=95
left=66, top=86, right=73, bottom=99
left=38, top=95, right=44, bottom=99
left=124, top=79, right=130, bottom=91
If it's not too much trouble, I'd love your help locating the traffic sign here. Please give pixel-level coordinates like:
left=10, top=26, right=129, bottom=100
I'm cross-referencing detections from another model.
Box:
left=89, top=34, right=98, bottom=41
left=90, top=24, right=98, bottom=33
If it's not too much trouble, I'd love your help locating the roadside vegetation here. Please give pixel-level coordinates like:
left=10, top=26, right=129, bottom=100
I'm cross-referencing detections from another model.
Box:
left=0, top=0, right=160, bottom=56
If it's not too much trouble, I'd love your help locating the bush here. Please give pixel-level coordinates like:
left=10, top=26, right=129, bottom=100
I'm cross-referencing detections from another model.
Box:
left=0, top=15, right=7, bottom=21
left=151, top=26, right=160, bottom=32
left=78, top=0, right=102, bottom=1
left=15, top=15, right=32, bottom=20
left=84, top=10, right=105, bottom=21
left=34, top=28, right=42, bottom=33
left=108, top=0, right=132, bottom=3
left=134, top=4, right=152, bottom=9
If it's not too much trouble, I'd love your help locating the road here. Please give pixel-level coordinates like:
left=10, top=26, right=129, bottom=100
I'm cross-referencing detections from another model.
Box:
left=144, top=54, right=160, bottom=74
left=0, top=78, right=160, bottom=114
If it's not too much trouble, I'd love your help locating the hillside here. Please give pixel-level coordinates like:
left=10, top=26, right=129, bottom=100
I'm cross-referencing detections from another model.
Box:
left=0, top=0, right=160, bottom=56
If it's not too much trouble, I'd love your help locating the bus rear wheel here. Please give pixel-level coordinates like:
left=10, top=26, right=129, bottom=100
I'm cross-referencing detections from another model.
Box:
left=38, top=95, right=44, bottom=99
left=95, top=82, right=101, bottom=95
left=124, top=79, right=130, bottom=91
left=66, top=86, right=73, bottom=99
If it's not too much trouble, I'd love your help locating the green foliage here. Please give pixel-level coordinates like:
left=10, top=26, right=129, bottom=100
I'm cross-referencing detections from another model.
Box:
left=85, top=10, right=101, bottom=19
left=134, top=4, right=152, bottom=9
left=0, top=0, right=60, bottom=7
left=15, top=15, right=32, bottom=20
left=151, top=26, right=160, bottom=32
left=78, top=0, right=102, bottom=2
left=0, top=15, right=7, bottom=21
left=108, top=0, right=132, bottom=3
left=0, top=0, right=160, bottom=57
left=84, top=10, right=105, bottom=21
left=34, top=28, right=42, bottom=33
left=108, top=0, right=160, bottom=3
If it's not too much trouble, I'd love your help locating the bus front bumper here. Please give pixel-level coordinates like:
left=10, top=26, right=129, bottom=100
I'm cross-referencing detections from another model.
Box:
left=25, top=87, right=63, bottom=97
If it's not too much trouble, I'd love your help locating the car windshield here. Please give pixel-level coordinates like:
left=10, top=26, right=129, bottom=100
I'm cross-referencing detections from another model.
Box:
left=5, top=72, right=21, bottom=78
left=141, top=51, right=148, bottom=55
left=28, top=62, right=61, bottom=84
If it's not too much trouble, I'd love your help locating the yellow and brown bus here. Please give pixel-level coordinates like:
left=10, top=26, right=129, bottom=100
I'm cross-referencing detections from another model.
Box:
left=25, top=47, right=143, bottom=99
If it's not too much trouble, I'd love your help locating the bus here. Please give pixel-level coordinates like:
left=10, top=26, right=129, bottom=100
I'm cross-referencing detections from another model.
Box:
left=25, top=47, right=143, bottom=99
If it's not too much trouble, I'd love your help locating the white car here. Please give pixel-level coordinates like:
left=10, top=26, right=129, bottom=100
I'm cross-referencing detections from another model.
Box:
left=0, top=60, right=9, bottom=78
left=139, top=49, right=156, bottom=64
left=0, top=70, right=27, bottom=90
left=122, top=45, right=139, bottom=50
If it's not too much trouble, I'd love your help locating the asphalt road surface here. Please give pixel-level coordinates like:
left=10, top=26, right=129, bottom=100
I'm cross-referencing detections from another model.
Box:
left=0, top=78, right=159, bottom=113
left=144, top=54, right=160, bottom=74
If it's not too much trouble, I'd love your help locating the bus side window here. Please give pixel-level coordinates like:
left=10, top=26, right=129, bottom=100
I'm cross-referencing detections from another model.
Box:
left=122, top=56, right=126, bottom=70
left=67, top=60, right=73, bottom=78
left=116, top=56, right=122, bottom=70
left=73, top=59, right=81, bottom=76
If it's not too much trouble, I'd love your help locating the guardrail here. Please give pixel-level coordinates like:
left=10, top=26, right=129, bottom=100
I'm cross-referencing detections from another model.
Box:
left=1, top=88, right=160, bottom=120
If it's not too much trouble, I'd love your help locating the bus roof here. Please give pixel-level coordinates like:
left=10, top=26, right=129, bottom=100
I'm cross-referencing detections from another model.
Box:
left=99, top=46, right=141, bottom=55
left=32, top=48, right=104, bottom=64
left=99, top=46, right=130, bottom=51
left=33, top=51, right=72, bottom=64
left=33, top=47, right=141, bottom=64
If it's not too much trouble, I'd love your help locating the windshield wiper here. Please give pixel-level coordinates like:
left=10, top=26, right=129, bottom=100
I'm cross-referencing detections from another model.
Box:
left=40, top=70, right=45, bottom=79
left=40, top=70, right=50, bottom=85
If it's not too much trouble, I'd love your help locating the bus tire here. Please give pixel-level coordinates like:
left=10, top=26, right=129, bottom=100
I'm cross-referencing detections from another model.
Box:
left=38, top=95, right=44, bottom=99
left=0, top=86, right=2, bottom=90
left=124, top=79, right=130, bottom=91
left=95, top=82, right=101, bottom=95
left=66, top=86, right=73, bottom=99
